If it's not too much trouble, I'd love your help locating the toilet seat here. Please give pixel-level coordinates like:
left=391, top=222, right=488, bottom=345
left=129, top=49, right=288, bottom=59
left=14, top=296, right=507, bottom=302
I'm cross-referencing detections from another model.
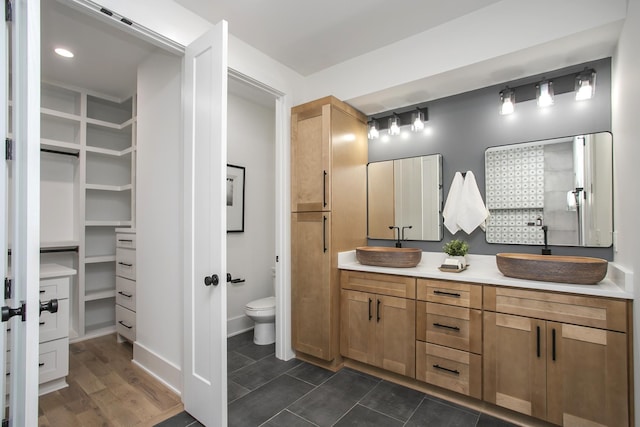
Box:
left=245, top=296, right=275, bottom=315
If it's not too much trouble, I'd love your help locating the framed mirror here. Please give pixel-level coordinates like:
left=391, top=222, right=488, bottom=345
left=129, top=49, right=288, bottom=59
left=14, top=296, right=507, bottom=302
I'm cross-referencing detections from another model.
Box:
left=485, top=132, right=612, bottom=247
left=367, top=154, right=443, bottom=241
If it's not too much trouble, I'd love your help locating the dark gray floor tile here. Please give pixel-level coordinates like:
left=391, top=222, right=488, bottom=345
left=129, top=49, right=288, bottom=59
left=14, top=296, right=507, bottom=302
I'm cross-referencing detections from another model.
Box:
left=405, top=398, right=479, bottom=427
left=342, top=367, right=381, bottom=382
left=424, top=394, right=480, bottom=416
left=228, top=374, right=314, bottom=427
left=230, top=355, right=302, bottom=390
left=334, top=404, right=404, bottom=427
left=287, top=368, right=380, bottom=427
left=235, top=341, right=276, bottom=360
left=262, top=410, right=317, bottom=427
left=228, top=380, right=251, bottom=403
left=286, top=362, right=335, bottom=386
left=476, top=413, right=519, bottom=427
left=359, top=380, right=425, bottom=422
left=154, top=411, right=197, bottom=426
left=228, top=350, right=256, bottom=373
left=228, top=330, right=254, bottom=352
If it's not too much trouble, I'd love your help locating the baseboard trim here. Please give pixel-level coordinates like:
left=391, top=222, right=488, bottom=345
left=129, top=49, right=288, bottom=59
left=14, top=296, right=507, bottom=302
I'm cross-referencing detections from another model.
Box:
left=133, top=341, right=182, bottom=396
left=227, top=314, right=253, bottom=337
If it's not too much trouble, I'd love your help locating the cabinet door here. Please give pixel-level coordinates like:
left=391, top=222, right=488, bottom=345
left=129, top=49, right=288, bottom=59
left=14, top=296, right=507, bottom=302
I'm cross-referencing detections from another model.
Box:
left=375, top=295, right=415, bottom=377
left=340, top=289, right=375, bottom=364
left=291, top=104, right=331, bottom=212
left=546, top=322, right=628, bottom=427
left=484, top=312, right=546, bottom=419
left=291, top=212, right=332, bottom=360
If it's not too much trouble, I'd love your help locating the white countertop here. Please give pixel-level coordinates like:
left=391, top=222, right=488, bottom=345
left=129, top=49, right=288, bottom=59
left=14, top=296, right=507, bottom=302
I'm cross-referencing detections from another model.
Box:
left=338, top=250, right=634, bottom=299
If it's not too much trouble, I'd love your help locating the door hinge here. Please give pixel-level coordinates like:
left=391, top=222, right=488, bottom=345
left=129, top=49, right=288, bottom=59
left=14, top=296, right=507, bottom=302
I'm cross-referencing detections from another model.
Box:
left=5, top=0, right=12, bottom=22
left=4, top=278, right=10, bottom=299
left=5, top=138, right=12, bottom=160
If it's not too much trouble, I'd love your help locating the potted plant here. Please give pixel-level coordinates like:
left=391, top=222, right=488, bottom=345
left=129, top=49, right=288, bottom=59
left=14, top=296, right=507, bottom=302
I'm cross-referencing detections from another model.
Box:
left=443, top=239, right=469, bottom=268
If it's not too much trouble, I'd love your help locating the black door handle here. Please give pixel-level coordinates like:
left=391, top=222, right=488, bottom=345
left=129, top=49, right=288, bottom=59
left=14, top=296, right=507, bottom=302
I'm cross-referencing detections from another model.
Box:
left=323, top=170, right=327, bottom=207
left=40, top=299, right=58, bottom=316
left=368, top=298, right=372, bottom=321
left=323, top=216, right=327, bottom=253
left=204, top=274, right=219, bottom=286
left=376, top=299, right=381, bottom=322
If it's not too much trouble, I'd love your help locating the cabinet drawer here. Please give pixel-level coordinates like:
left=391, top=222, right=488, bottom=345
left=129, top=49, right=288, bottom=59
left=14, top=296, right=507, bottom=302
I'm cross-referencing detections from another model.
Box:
left=40, top=277, right=70, bottom=300
left=416, top=341, right=481, bottom=399
left=341, top=270, right=416, bottom=299
left=38, top=338, right=69, bottom=385
left=39, top=299, right=69, bottom=343
left=417, top=279, right=482, bottom=309
left=116, top=276, right=136, bottom=312
left=417, top=302, right=482, bottom=354
left=484, top=286, right=628, bottom=332
left=116, top=248, right=136, bottom=280
left=116, top=305, right=136, bottom=342
left=116, top=233, right=136, bottom=249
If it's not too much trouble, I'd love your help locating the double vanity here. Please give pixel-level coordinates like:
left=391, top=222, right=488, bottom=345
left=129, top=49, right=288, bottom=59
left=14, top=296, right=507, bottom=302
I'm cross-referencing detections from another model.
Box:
left=337, top=250, right=633, bottom=427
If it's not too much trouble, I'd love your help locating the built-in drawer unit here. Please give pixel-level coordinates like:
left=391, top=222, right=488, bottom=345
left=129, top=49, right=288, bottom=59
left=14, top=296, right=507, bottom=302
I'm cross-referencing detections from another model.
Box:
left=115, top=229, right=136, bottom=344
left=116, top=276, right=136, bottom=312
left=115, top=247, right=136, bottom=281
left=341, top=270, right=416, bottom=299
left=39, top=299, right=70, bottom=343
left=416, top=302, right=482, bottom=354
left=116, top=305, right=136, bottom=342
left=417, top=279, right=482, bottom=309
left=416, top=341, right=482, bottom=399
left=38, top=338, right=70, bottom=385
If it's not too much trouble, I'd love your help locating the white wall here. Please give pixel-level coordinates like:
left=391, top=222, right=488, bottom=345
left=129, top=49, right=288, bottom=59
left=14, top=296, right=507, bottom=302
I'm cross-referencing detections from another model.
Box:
left=226, top=91, right=276, bottom=336
left=611, top=0, right=640, bottom=422
left=134, top=51, right=183, bottom=392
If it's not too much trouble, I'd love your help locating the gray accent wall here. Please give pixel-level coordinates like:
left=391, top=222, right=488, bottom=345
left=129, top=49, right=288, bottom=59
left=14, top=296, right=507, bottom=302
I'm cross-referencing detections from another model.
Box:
left=367, top=58, right=613, bottom=260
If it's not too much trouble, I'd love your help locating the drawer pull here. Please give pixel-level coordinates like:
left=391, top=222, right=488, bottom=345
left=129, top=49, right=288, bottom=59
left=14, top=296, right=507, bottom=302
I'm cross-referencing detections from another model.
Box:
left=39, top=362, right=44, bottom=367
left=433, top=290, right=461, bottom=298
left=118, top=262, right=133, bottom=267
left=118, top=320, right=133, bottom=329
left=39, top=321, right=45, bottom=326
left=433, top=322, right=460, bottom=332
left=118, top=239, right=133, bottom=242
left=433, top=364, right=460, bottom=375
left=118, top=291, right=133, bottom=298
left=39, top=290, right=45, bottom=294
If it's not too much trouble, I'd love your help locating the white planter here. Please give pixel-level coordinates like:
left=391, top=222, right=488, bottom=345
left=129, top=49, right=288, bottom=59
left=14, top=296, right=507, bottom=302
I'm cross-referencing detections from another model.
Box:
left=443, top=254, right=467, bottom=268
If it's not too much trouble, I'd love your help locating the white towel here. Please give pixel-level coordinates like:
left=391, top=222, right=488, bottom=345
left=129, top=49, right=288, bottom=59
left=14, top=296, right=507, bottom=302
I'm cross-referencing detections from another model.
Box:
left=457, top=171, right=490, bottom=234
left=443, top=172, right=464, bottom=234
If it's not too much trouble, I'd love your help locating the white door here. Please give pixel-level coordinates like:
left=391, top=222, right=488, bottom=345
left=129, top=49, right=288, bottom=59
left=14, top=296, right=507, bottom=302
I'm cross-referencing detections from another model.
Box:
left=2, top=0, right=42, bottom=425
left=183, top=21, right=229, bottom=426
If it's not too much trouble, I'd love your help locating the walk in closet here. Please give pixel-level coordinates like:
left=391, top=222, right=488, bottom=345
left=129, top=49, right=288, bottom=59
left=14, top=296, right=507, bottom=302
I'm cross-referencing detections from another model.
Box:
left=40, top=82, right=136, bottom=340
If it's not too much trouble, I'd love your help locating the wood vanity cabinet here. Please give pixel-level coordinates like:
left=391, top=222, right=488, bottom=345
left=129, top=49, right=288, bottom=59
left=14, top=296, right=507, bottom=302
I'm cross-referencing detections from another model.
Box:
left=415, top=279, right=483, bottom=399
left=340, top=271, right=416, bottom=377
left=483, top=286, right=629, bottom=426
left=291, top=97, right=367, bottom=364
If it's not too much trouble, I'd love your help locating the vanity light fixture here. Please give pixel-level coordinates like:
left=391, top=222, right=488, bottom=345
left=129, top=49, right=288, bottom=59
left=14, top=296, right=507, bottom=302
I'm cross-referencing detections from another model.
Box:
left=388, top=114, right=401, bottom=136
left=411, top=109, right=425, bottom=132
left=536, top=80, right=554, bottom=107
left=499, top=87, right=515, bottom=115
left=367, top=120, right=379, bottom=140
left=575, top=68, right=596, bottom=101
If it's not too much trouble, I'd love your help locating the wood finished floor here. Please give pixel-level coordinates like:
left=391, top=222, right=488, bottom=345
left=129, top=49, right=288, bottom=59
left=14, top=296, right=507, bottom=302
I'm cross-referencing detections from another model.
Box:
left=38, top=334, right=183, bottom=427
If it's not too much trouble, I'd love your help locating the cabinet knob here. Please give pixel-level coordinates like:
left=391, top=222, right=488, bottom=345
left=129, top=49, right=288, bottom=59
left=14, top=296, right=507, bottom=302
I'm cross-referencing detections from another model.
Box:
left=204, top=274, right=219, bottom=287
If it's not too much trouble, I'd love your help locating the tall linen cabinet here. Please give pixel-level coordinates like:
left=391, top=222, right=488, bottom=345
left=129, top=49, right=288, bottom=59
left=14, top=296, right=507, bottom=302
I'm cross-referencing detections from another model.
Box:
left=291, top=96, right=367, bottom=367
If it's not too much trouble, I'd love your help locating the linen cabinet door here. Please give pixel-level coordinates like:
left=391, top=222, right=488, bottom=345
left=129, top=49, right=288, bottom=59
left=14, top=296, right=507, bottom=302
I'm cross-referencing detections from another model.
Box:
left=546, top=322, right=628, bottom=427
left=291, top=212, right=332, bottom=360
left=291, top=104, right=331, bottom=212
left=375, top=295, right=415, bottom=377
left=340, top=289, right=374, bottom=364
left=483, top=312, right=547, bottom=420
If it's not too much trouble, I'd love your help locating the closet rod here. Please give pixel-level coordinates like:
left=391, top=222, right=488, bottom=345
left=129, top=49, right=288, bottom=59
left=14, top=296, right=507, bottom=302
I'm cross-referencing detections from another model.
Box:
left=7, top=247, right=79, bottom=255
left=41, top=148, right=80, bottom=158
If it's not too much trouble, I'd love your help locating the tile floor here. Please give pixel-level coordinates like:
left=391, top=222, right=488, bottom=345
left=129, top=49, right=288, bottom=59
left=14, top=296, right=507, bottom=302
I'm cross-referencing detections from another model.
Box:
left=156, top=331, right=518, bottom=427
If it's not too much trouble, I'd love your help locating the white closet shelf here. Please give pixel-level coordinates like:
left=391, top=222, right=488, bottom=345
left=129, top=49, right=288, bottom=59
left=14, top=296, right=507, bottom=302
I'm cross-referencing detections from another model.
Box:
left=41, top=107, right=82, bottom=122
left=85, top=146, right=133, bottom=157
left=84, top=255, right=116, bottom=264
left=85, top=183, right=132, bottom=192
left=83, top=323, right=116, bottom=339
left=85, top=220, right=132, bottom=227
left=86, top=117, right=133, bottom=130
left=41, top=139, right=81, bottom=154
left=41, top=240, right=80, bottom=249
left=85, top=289, right=117, bottom=301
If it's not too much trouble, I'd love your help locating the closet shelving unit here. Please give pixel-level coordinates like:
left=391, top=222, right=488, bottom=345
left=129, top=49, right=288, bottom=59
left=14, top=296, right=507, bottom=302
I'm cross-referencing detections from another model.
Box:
left=40, top=81, right=136, bottom=341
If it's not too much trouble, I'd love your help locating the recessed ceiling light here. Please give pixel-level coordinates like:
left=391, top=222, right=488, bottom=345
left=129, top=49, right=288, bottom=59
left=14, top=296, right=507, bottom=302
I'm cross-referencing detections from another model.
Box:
left=54, top=48, right=74, bottom=58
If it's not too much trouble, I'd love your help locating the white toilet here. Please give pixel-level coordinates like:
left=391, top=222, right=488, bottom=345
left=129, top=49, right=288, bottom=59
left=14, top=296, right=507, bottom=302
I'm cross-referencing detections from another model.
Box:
left=244, top=296, right=276, bottom=345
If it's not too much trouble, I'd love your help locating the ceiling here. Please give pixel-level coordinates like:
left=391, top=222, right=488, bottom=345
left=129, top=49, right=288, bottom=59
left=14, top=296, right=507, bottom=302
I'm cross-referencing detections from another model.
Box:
left=174, top=0, right=504, bottom=76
